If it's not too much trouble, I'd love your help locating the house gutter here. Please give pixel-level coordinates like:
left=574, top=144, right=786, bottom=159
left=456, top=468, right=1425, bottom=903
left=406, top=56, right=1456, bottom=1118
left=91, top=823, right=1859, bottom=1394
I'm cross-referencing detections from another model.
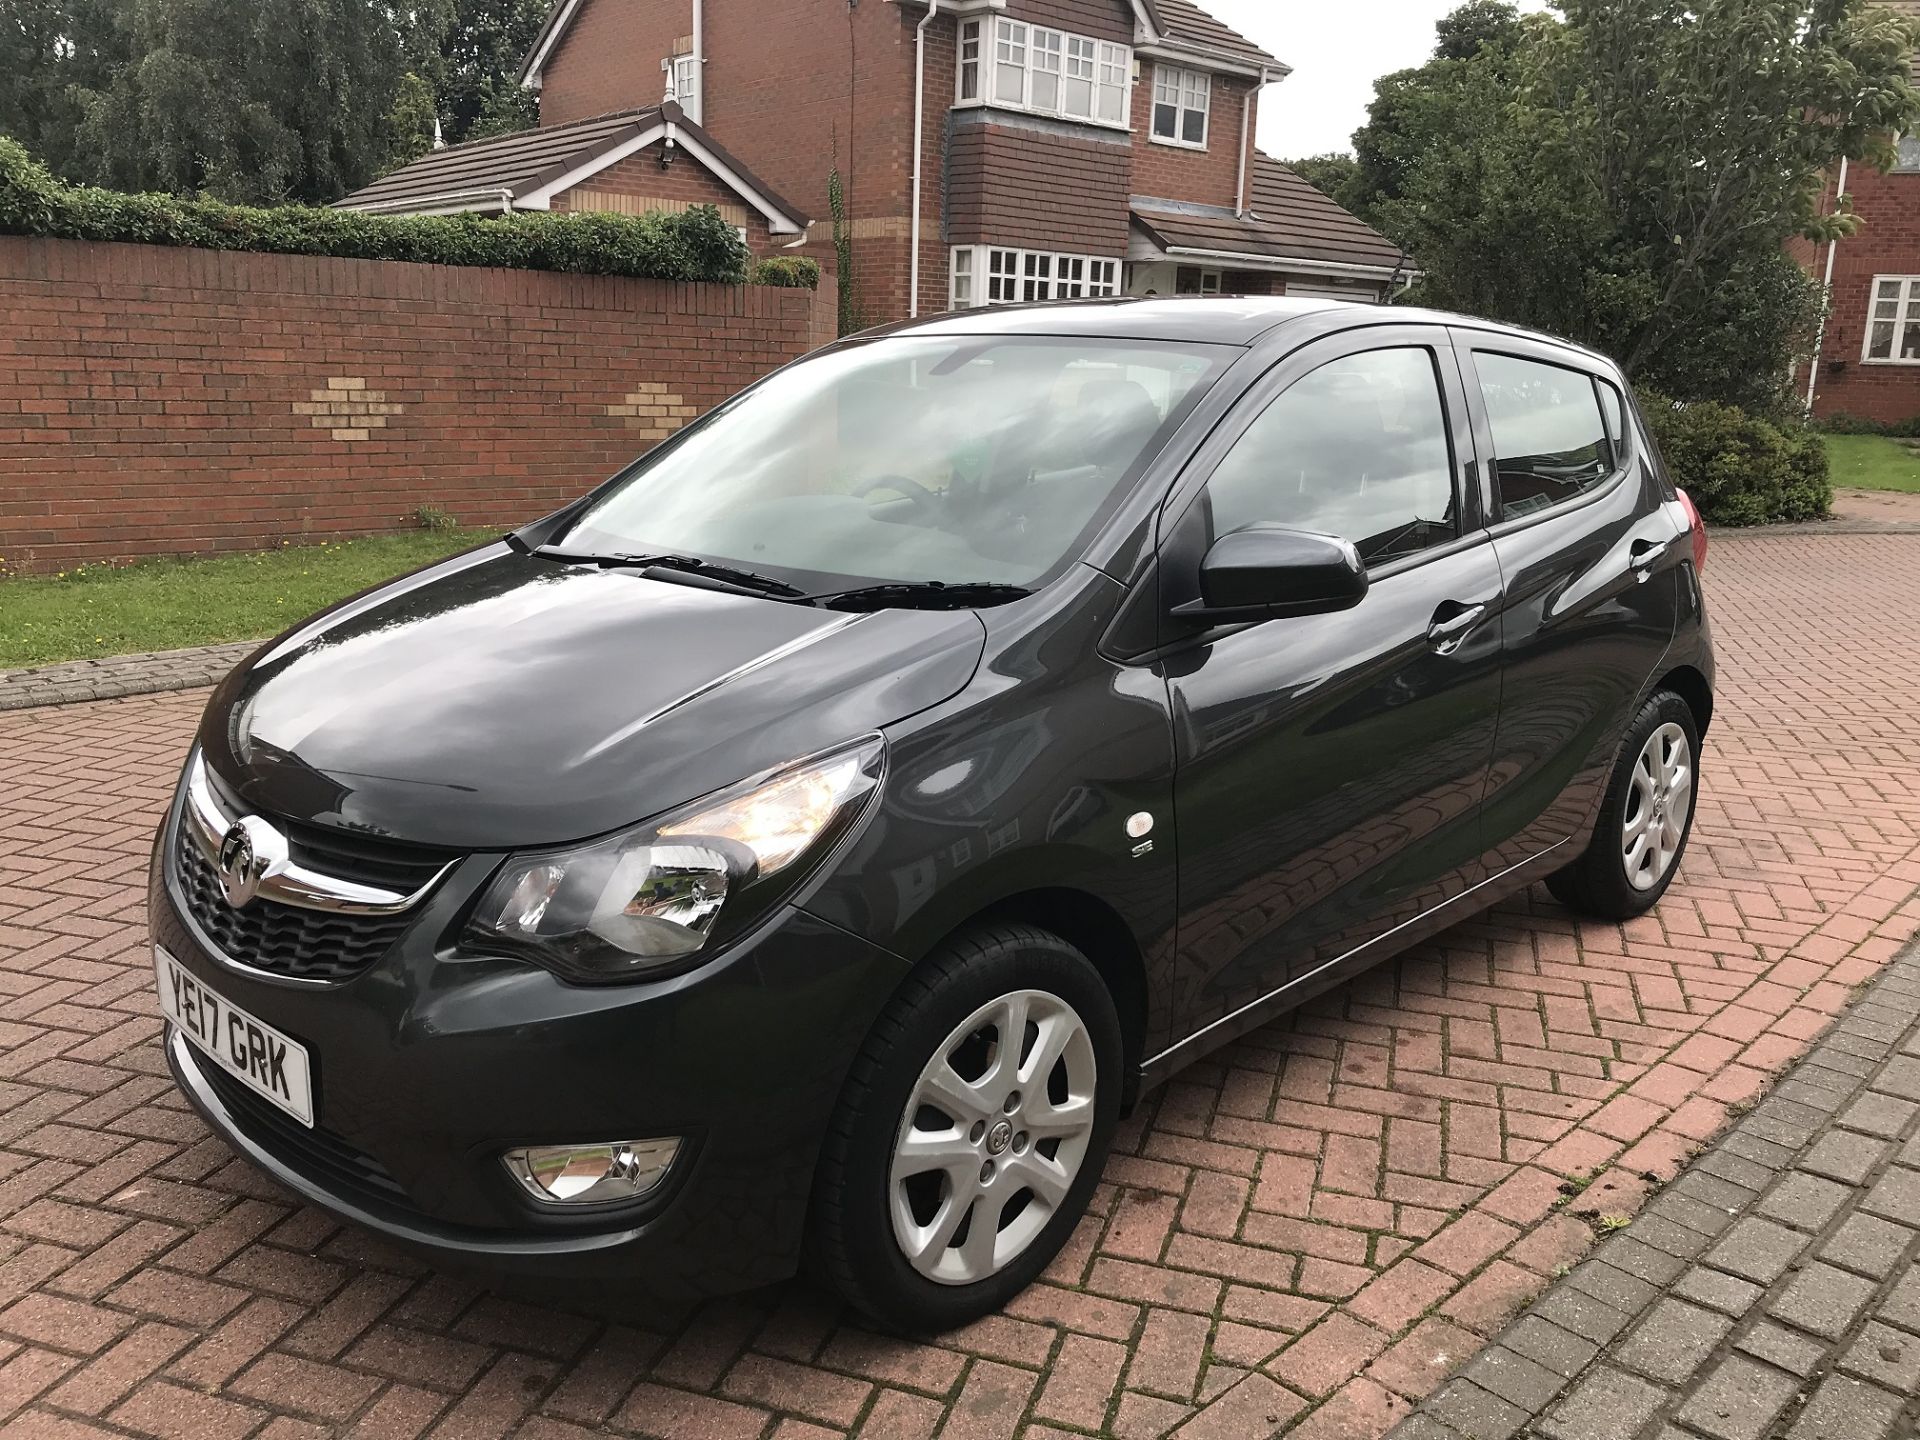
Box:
left=337, top=187, right=515, bottom=217
left=1806, top=154, right=1848, bottom=417
left=1162, top=245, right=1409, bottom=281
left=1235, top=68, right=1264, bottom=217
left=910, top=0, right=942, bottom=318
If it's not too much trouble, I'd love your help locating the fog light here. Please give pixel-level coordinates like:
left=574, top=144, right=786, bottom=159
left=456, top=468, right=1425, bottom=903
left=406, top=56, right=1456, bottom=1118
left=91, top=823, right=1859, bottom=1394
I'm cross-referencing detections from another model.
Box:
left=503, top=1138, right=680, bottom=1205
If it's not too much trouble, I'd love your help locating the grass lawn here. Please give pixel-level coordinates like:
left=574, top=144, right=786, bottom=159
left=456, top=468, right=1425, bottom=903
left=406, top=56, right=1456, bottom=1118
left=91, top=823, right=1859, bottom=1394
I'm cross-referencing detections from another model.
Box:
left=1823, top=433, right=1920, bottom=493
left=0, top=531, right=494, bottom=669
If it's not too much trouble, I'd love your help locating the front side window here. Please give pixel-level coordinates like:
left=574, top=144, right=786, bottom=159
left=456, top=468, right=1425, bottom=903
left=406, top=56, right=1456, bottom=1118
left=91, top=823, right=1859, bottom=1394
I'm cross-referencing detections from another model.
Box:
left=1896, top=134, right=1920, bottom=173
left=1153, top=65, right=1210, bottom=146
left=562, top=336, right=1233, bottom=589
left=1475, top=353, right=1615, bottom=520
left=964, top=18, right=1129, bottom=127
left=1866, top=276, right=1920, bottom=363
left=1204, top=347, right=1459, bottom=567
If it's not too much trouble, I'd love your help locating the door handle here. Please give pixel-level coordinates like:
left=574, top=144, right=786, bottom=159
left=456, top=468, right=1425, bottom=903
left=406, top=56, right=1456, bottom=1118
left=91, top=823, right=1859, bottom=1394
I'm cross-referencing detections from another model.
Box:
left=1426, top=601, right=1486, bottom=656
left=1629, top=534, right=1674, bottom=581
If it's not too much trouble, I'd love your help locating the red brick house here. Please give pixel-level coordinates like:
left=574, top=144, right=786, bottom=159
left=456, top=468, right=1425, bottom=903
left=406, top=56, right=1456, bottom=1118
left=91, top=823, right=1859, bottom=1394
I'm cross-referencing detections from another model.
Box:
left=342, top=0, right=1410, bottom=324
left=1800, top=0, right=1920, bottom=424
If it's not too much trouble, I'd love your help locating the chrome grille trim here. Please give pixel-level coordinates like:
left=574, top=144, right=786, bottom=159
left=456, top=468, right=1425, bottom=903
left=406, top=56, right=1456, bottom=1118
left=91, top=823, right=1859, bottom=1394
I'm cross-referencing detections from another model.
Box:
left=182, top=753, right=456, bottom=917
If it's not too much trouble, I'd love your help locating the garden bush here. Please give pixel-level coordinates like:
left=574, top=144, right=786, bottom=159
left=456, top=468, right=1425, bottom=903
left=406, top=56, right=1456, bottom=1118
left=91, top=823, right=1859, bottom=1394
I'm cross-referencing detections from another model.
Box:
left=749, top=255, right=821, bottom=289
left=0, top=135, right=753, bottom=284
left=1638, top=391, right=1832, bottom=526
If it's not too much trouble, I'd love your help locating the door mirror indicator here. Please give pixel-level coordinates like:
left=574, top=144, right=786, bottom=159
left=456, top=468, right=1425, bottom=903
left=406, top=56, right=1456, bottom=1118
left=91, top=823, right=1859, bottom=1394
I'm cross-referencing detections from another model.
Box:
left=1173, top=525, right=1369, bottom=624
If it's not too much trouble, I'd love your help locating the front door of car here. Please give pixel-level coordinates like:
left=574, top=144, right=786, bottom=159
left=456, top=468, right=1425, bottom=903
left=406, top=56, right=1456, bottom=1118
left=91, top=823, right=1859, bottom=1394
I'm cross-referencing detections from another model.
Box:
left=1453, top=336, right=1683, bottom=873
left=1160, top=328, right=1506, bottom=1042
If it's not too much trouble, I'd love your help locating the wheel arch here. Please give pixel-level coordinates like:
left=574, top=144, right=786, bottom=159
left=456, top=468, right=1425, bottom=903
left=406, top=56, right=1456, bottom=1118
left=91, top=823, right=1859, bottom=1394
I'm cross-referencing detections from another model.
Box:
left=920, top=887, right=1151, bottom=1113
left=1655, top=663, right=1713, bottom=739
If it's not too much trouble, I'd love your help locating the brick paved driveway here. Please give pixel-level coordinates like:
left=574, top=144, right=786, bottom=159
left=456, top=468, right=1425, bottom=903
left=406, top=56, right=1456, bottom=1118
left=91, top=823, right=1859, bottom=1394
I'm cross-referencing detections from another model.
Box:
left=3, top=532, right=1919, bottom=1440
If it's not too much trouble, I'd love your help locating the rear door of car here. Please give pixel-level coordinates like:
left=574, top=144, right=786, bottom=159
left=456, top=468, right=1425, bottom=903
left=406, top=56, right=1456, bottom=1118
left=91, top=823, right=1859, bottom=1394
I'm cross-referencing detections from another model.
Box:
left=1453, top=332, right=1685, bottom=873
left=1159, top=324, right=1506, bottom=1046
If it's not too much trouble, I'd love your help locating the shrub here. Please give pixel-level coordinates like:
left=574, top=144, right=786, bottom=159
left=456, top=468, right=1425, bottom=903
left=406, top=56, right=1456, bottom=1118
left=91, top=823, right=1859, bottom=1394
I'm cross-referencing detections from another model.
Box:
left=0, top=134, right=754, bottom=284
left=1638, top=391, right=1832, bottom=526
left=749, top=255, right=821, bottom=289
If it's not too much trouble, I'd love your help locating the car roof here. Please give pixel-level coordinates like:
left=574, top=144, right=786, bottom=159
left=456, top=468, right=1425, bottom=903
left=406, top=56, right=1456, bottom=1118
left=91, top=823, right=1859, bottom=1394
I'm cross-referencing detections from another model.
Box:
left=857, top=297, right=1618, bottom=370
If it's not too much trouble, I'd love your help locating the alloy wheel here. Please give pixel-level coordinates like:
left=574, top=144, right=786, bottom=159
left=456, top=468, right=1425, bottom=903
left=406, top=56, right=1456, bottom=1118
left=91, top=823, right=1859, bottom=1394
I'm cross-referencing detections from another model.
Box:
left=1622, top=720, right=1693, bottom=891
left=888, top=989, right=1098, bottom=1286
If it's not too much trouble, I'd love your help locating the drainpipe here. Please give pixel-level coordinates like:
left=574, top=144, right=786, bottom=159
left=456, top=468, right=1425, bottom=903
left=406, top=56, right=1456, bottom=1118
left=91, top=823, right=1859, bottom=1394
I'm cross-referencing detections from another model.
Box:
left=1236, top=69, right=1261, bottom=217
left=910, top=0, right=941, bottom=317
left=690, top=0, right=704, bottom=124
left=1806, top=154, right=1848, bottom=418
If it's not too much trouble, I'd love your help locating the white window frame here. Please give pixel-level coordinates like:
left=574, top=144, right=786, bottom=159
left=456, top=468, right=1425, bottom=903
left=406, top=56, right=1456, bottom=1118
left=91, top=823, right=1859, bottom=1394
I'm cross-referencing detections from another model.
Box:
left=957, top=18, right=983, bottom=102
left=1895, top=133, right=1920, bottom=173
left=957, top=17, right=1131, bottom=131
left=667, top=52, right=701, bottom=121
left=950, top=246, right=1122, bottom=310
left=1151, top=64, right=1211, bottom=149
left=1864, top=275, right=1920, bottom=365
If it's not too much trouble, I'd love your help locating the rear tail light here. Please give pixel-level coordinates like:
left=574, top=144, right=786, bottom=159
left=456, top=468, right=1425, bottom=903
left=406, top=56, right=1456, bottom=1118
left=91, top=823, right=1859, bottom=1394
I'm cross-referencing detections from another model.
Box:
left=1676, top=488, right=1708, bottom=572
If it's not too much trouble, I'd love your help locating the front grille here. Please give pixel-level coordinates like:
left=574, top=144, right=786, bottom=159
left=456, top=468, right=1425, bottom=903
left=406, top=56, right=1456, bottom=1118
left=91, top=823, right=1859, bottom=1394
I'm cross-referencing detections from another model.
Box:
left=202, top=769, right=453, bottom=894
left=173, top=827, right=417, bottom=982
left=195, top=1052, right=410, bottom=1205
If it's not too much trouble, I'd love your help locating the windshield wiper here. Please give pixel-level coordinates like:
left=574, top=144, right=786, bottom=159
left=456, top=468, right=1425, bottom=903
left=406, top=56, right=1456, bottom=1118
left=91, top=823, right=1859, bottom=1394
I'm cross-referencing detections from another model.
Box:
left=805, top=581, right=1031, bottom=612
left=533, top=546, right=805, bottom=598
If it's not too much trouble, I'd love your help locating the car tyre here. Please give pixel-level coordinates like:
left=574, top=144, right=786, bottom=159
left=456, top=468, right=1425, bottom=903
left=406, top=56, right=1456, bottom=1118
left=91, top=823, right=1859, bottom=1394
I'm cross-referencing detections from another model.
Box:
left=810, top=923, right=1122, bottom=1333
left=1546, top=690, right=1700, bottom=920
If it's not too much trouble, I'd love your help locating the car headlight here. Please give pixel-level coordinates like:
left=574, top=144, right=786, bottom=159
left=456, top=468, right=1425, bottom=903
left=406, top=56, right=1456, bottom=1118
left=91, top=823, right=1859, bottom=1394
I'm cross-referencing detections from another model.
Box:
left=464, top=736, right=885, bottom=983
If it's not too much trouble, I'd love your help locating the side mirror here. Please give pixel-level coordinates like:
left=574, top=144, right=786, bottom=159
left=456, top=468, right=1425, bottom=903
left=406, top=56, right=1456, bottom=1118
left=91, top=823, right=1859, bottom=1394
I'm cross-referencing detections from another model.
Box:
left=1173, top=525, right=1368, bottom=624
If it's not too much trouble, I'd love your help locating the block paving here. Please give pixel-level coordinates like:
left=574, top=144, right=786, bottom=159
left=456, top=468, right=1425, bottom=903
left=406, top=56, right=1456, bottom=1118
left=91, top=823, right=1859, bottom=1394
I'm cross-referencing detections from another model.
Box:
left=1391, top=943, right=1920, bottom=1440
left=1, top=530, right=1919, bottom=1438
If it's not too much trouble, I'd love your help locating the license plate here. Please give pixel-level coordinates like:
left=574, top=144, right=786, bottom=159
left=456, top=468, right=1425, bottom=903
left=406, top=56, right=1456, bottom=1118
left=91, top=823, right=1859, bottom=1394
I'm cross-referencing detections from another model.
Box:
left=155, top=946, right=315, bottom=1127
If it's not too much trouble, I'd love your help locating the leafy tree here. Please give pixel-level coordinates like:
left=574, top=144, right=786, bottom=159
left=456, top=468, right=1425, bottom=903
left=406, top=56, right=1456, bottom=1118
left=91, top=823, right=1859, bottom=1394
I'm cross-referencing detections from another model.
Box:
left=0, top=0, right=129, bottom=178
left=1434, top=0, right=1525, bottom=60
left=1281, top=153, right=1359, bottom=205
left=433, top=0, right=545, bottom=143
left=1347, top=0, right=1920, bottom=409
left=68, top=0, right=413, bottom=204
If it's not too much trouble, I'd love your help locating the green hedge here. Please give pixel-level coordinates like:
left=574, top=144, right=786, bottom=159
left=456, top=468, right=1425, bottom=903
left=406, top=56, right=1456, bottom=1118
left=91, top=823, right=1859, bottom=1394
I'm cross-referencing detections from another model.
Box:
left=749, top=255, right=822, bottom=289
left=0, top=135, right=752, bottom=283
left=1816, top=411, right=1920, bottom=438
left=1639, top=391, right=1832, bottom=526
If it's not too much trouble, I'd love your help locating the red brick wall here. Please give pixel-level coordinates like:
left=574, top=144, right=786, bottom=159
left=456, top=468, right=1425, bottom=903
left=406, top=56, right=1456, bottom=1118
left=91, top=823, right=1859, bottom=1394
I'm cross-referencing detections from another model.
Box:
left=1806, top=165, right=1920, bottom=425
left=1129, top=68, right=1256, bottom=210
left=946, top=121, right=1132, bottom=254
left=537, top=0, right=681, bottom=126
left=0, top=237, right=837, bottom=574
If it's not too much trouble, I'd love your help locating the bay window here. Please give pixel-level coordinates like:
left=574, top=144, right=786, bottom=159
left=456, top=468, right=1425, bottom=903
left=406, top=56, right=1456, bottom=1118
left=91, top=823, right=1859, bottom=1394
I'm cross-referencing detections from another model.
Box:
left=951, top=247, right=1122, bottom=309
left=958, top=18, right=1130, bottom=128
left=1152, top=65, right=1210, bottom=147
left=1865, top=276, right=1920, bottom=363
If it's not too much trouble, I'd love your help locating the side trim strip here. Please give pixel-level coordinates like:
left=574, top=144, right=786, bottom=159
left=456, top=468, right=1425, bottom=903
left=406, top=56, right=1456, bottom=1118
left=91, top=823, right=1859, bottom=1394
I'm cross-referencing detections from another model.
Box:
left=1142, top=840, right=1571, bottom=1074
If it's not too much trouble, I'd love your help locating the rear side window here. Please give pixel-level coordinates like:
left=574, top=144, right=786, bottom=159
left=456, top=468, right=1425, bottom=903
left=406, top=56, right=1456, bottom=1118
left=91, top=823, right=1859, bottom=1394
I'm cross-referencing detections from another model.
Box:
left=1205, top=347, right=1459, bottom=567
left=1475, top=353, right=1615, bottom=521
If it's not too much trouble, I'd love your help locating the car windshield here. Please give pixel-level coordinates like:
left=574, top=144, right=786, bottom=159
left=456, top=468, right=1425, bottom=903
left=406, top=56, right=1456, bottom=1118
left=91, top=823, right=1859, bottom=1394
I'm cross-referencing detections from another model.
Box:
left=557, top=333, right=1233, bottom=591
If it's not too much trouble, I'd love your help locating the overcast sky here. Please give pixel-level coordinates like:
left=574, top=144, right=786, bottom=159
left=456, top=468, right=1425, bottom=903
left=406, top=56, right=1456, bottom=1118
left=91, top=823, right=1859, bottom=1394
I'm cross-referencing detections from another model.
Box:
left=1202, top=1, right=1546, bottom=159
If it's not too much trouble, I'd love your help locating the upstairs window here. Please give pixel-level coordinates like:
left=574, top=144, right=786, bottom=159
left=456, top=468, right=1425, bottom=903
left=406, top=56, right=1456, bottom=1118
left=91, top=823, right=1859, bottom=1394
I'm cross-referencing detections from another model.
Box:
left=959, top=18, right=1129, bottom=127
left=1896, top=134, right=1920, bottom=173
left=1152, top=65, right=1210, bottom=147
left=1866, top=276, right=1920, bottom=363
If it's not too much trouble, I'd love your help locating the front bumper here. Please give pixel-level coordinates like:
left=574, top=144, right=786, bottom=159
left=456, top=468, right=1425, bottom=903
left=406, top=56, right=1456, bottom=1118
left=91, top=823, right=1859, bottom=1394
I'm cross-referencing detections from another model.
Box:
left=150, top=808, right=910, bottom=1295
